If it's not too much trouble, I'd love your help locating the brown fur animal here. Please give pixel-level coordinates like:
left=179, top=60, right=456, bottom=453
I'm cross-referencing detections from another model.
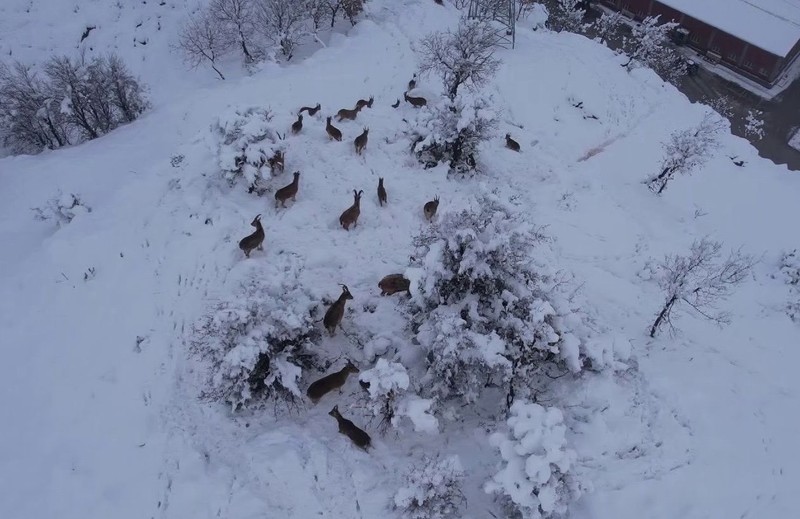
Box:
left=267, top=150, right=285, bottom=174
left=404, top=91, right=427, bottom=108
left=306, top=361, right=359, bottom=403
left=339, top=189, right=363, bottom=230
left=355, top=96, right=374, bottom=110
left=378, top=274, right=410, bottom=295
left=291, top=114, right=303, bottom=134
left=377, top=177, right=387, bottom=206
left=323, top=284, right=353, bottom=335
left=354, top=127, right=369, bottom=155
left=423, top=196, right=439, bottom=221
left=274, top=171, right=300, bottom=208
left=336, top=104, right=363, bottom=122
left=238, top=214, right=264, bottom=257
left=326, top=116, right=343, bottom=141
left=505, top=133, right=520, bottom=152
left=298, top=103, right=321, bottom=116
left=329, top=405, right=371, bottom=449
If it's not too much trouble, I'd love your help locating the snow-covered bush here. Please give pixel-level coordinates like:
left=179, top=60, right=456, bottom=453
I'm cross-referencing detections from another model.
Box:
left=213, top=106, right=283, bottom=192
left=32, top=191, right=91, bottom=226
left=0, top=54, right=148, bottom=154
left=543, top=0, right=587, bottom=33
left=648, top=112, right=724, bottom=194
left=418, top=18, right=501, bottom=100
left=359, top=358, right=410, bottom=431
left=409, top=193, right=591, bottom=406
left=189, top=258, right=320, bottom=410
left=486, top=401, right=584, bottom=519
left=413, top=91, right=498, bottom=176
left=622, top=15, right=686, bottom=84
left=778, top=250, right=800, bottom=323
left=394, top=455, right=466, bottom=519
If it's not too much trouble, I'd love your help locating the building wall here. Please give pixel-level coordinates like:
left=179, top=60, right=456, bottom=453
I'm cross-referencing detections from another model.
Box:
left=599, top=0, right=789, bottom=86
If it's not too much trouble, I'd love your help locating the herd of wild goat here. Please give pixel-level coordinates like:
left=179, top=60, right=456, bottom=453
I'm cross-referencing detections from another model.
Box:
left=235, top=75, right=522, bottom=450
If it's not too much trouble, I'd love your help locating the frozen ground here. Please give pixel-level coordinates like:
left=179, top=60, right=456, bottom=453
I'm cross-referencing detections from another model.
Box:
left=1, top=1, right=799, bottom=519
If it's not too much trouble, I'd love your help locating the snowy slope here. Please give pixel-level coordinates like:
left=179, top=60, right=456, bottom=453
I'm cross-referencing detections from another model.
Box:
left=2, top=1, right=800, bottom=519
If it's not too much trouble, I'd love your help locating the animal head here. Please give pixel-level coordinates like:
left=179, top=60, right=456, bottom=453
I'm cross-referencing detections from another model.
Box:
left=353, top=189, right=363, bottom=203
left=344, top=360, right=360, bottom=374
left=293, top=171, right=300, bottom=180
left=432, top=196, right=439, bottom=206
left=251, top=214, right=262, bottom=226
left=329, top=405, right=340, bottom=418
left=338, top=284, right=354, bottom=301
left=506, top=133, right=511, bottom=139
left=327, top=116, right=332, bottom=123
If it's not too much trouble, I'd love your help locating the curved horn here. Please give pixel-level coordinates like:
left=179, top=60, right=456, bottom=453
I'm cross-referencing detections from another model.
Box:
left=255, top=214, right=262, bottom=219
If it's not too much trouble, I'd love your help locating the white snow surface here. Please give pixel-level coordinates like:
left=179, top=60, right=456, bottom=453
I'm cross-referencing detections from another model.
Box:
left=1, top=1, right=800, bottom=519
left=657, top=0, right=800, bottom=56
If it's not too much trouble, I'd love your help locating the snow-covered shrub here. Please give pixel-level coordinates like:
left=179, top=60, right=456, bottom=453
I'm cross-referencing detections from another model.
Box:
left=485, top=401, right=584, bottom=519
left=409, top=193, right=590, bottom=406
left=778, top=250, right=800, bottom=323
left=189, top=258, right=320, bottom=410
left=394, top=455, right=465, bottom=519
left=213, top=106, right=283, bottom=192
left=359, top=359, right=409, bottom=431
left=418, top=18, right=501, bottom=100
left=413, top=91, right=497, bottom=176
left=543, top=0, right=587, bottom=33
left=0, top=54, right=148, bottom=154
left=648, top=112, right=724, bottom=194
left=622, top=15, right=687, bottom=84
left=32, top=191, right=91, bottom=226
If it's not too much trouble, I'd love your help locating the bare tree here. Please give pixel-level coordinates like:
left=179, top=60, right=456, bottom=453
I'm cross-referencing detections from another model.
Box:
left=104, top=54, right=149, bottom=123
left=341, top=0, right=365, bottom=25
left=0, top=61, right=72, bottom=153
left=418, top=18, right=501, bottom=100
left=622, top=15, right=686, bottom=83
left=254, top=0, right=309, bottom=60
left=177, top=11, right=234, bottom=79
left=648, top=112, right=723, bottom=194
left=209, top=0, right=258, bottom=63
left=649, top=238, right=754, bottom=337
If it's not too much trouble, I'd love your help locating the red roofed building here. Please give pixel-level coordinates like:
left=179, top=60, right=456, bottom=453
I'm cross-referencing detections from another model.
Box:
left=599, top=0, right=800, bottom=86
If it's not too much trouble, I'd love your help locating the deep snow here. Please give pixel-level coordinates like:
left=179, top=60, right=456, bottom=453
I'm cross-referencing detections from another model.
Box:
left=1, top=1, right=800, bottom=519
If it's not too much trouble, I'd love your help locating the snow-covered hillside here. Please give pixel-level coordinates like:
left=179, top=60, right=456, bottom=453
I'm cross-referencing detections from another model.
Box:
left=1, top=1, right=799, bottom=519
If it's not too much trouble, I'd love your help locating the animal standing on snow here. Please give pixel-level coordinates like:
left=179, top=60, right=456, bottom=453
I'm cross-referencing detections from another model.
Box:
left=274, top=171, right=300, bottom=208
left=306, top=360, right=360, bottom=403
left=404, top=91, right=427, bottom=108
left=326, top=116, right=343, bottom=141
left=355, top=96, right=374, bottom=110
left=268, top=150, right=285, bottom=174
left=339, top=189, right=363, bottom=230
left=336, top=104, right=363, bottom=122
left=329, top=405, right=371, bottom=449
left=505, top=133, right=520, bottom=152
left=298, top=103, right=321, bottom=116
left=354, top=127, right=369, bottom=155
left=423, top=196, right=440, bottom=221
left=238, top=214, right=264, bottom=258
left=377, top=177, right=387, bottom=206
left=378, top=274, right=410, bottom=296
left=291, top=114, right=303, bottom=134
left=323, top=284, right=353, bottom=336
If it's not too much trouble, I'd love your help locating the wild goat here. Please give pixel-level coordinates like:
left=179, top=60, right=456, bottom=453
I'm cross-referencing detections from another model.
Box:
left=378, top=274, right=410, bottom=296
left=336, top=104, right=362, bottom=122
left=408, top=73, right=417, bottom=91
left=505, top=133, right=520, bottom=152
left=238, top=214, right=264, bottom=257
left=339, top=189, right=363, bottom=230
left=306, top=361, right=359, bottom=403
left=267, top=150, right=285, bottom=174
left=329, top=405, right=371, bottom=449
left=404, top=91, right=427, bottom=108
left=326, top=116, right=343, bottom=141
left=355, top=96, right=374, bottom=110
left=291, top=114, right=303, bottom=134
left=298, top=103, right=321, bottom=116
left=423, top=196, right=439, bottom=221
left=354, top=127, right=369, bottom=155
left=377, top=177, right=387, bottom=206
left=323, top=284, right=353, bottom=335
left=274, top=171, right=300, bottom=208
